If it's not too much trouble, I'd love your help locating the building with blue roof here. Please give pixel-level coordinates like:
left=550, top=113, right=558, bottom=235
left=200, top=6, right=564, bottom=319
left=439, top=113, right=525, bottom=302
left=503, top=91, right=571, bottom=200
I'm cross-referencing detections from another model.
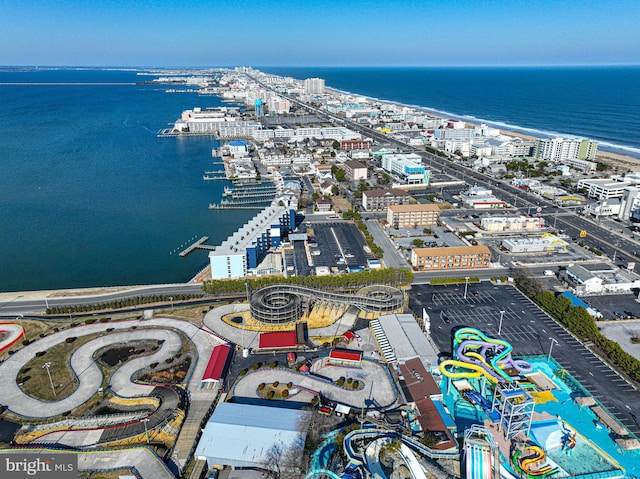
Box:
left=195, top=402, right=310, bottom=471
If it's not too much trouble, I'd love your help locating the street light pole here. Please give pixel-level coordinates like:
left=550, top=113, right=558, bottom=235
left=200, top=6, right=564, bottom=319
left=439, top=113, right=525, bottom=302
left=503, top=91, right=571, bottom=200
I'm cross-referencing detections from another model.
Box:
left=464, top=276, right=470, bottom=299
left=142, top=418, right=150, bottom=443
left=169, top=297, right=174, bottom=311
left=498, top=310, right=506, bottom=335
left=547, top=338, right=559, bottom=362
left=42, top=362, right=56, bottom=397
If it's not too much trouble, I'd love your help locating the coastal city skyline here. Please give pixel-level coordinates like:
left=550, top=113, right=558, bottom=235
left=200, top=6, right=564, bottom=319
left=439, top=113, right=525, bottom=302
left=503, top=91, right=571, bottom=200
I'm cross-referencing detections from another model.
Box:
left=1, top=1, right=640, bottom=477
left=1, top=0, right=639, bottom=67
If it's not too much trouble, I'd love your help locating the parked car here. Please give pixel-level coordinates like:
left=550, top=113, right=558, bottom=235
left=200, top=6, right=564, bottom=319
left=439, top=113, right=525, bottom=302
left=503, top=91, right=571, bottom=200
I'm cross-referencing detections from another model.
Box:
left=614, top=311, right=625, bottom=319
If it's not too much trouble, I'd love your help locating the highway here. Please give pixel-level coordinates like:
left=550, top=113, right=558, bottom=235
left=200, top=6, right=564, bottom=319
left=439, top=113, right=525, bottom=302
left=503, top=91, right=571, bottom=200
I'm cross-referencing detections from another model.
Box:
left=0, top=284, right=232, bottom=317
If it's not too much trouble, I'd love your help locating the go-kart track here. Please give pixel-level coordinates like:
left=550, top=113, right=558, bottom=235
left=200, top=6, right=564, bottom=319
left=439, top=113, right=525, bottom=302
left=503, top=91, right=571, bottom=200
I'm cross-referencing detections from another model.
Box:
left=0, top=317, right=225, bottom=478
left=0, top=322, right=25, bottom=352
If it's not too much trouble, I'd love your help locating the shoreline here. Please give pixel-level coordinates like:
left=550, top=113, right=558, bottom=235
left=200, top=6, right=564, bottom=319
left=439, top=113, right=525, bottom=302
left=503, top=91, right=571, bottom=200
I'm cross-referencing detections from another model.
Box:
left=325, top=86, right=640, bottom=166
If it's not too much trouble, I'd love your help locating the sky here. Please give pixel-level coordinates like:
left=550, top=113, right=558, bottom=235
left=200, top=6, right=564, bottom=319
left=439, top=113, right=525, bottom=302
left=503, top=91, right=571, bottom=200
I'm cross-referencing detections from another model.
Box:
left=1, top=0, right=639, bottom=67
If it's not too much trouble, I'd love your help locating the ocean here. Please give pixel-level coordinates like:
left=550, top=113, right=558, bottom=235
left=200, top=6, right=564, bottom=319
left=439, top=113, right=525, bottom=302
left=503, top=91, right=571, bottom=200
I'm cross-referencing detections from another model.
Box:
left=262, top=66, right=640, bottom=157
left=1, top=66, right=638, bottom=292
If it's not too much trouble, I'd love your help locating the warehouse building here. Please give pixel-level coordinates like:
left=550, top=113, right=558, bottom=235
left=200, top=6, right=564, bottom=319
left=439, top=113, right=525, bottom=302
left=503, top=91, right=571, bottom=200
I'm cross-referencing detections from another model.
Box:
left=196, top=403, right=310, bottom=473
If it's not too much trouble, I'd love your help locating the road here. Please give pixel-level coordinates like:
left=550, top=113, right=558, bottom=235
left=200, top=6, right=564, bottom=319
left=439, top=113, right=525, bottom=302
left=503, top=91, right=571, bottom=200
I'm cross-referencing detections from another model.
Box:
left=365, top=219, right=410, bottom=270
left=0, top=283, right=224, bottom=317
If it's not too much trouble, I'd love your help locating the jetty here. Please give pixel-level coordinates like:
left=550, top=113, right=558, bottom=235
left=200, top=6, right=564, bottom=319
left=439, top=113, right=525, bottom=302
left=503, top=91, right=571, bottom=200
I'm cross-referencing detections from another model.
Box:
left=178, top=236, right=216, bottom=257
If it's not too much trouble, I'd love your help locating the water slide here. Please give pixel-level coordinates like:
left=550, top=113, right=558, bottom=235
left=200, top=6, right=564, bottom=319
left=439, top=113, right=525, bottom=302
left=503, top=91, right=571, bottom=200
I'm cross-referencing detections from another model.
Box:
left=465, top=442, right=493, bottom=479
left=439, top=328, right=532, bottom=383
left=512, top=445, right=559, bottom=478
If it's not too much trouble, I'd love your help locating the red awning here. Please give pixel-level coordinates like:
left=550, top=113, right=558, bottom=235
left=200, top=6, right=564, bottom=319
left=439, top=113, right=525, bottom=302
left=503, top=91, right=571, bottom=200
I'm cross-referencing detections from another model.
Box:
left=202, top=344, right=231, bottom=381
left=329, top=349, right=363, bottom=362
left=258, top=331, right=297, bottom=349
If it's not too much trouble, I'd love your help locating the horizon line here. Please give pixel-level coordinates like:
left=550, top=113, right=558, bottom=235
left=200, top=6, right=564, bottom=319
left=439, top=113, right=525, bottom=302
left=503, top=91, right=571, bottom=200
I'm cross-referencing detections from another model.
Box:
left=2, top=63, right=640, bottom=70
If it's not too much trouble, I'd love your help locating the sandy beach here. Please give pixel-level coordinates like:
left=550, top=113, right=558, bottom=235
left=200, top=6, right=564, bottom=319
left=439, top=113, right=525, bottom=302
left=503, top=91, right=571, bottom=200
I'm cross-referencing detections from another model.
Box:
left=328, top=87, right=640, bottom=171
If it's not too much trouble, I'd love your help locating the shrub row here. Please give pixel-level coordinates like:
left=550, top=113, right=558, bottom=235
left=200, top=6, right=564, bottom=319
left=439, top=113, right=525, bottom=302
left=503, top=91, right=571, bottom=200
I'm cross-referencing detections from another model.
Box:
left=45, top=294, right=201, bottom=315
left=202, top=268, right=413, bottom=296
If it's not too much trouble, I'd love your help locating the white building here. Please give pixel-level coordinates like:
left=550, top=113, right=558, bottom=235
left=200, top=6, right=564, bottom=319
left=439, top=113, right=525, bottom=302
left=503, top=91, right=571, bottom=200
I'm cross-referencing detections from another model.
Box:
left=209, top=203, right=296, bottom=279
left=381, top=153, right=430, bottom=185
left=583, top=198, right=621, bottom=218
left=576, top=178, right=632, bottom=200
left=533, top=137, right=598, bottom=162
left=501, top=233, right=568, bottom=253
left=459, top=186, right=505, bottom=209
left=619, top=186, right=640, bottom=220
left=304, top=77, right=325, bottom=95
left=196, top=403, right=310, bottom=472
left=480, top=216, right=545, bottom=232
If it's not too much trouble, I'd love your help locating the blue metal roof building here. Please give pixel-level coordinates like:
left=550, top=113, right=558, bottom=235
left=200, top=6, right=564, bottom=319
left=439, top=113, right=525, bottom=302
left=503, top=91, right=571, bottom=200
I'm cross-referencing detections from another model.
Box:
left=195, top=403, right=310, bottom=471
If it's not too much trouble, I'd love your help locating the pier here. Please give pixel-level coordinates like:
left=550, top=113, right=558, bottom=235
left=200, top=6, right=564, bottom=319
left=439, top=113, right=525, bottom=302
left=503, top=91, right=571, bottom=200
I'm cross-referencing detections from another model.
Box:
left=222, top=184, right=276, bottom=200
left=177, top=236, right=217, bottom=257
left=203, top=172, right=228, bottom=181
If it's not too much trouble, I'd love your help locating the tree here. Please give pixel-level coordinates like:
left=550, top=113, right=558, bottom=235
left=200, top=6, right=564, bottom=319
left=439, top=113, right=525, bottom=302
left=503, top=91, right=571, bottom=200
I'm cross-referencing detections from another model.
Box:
left=412, top=239, right=425, bottom=248
left=331, top=184, right=339, bottom=195
left=514, top=267, right=542, bottom=298
left=334, top=167, right=345, bottom=182
left=332, top=140, right=340, bottom=150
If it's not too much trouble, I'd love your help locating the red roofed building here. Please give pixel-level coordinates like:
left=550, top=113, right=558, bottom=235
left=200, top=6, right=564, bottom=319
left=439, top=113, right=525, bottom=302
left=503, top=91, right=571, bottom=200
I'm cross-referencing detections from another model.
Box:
left=328, top=348, right=363, bottom=368
left=258, top=331, right=298, bottom=350
left=201, top=343, right=232, bottom=389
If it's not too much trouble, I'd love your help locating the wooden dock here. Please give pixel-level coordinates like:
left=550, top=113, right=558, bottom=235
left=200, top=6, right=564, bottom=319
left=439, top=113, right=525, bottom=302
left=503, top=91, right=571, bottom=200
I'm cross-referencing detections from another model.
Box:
left=179, top=236, right=210, bottom=257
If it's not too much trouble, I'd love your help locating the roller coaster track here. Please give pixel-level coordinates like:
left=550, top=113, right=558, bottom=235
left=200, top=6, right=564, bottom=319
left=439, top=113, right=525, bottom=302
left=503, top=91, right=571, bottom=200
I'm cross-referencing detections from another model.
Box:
left=250, top=284, right=405, bottom=323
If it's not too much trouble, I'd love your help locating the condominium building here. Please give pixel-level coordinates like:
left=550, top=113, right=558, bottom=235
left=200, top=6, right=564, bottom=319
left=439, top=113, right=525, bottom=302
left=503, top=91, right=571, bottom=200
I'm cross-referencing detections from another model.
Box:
left=381, top=153, right=430, bottom=185
left=340, top=139, right=372, bottom=151
left=209, top=204, right=296, bottom=279
left=411, top=246, right=491, bottom=271
left=533, top=137, right=598, bottom=162
left=342, top=160, right=368, bottom=182
left=362, top=188, right=411, bottom=212
left=387, top=204, right=440, bottom=228
left=303, top=77, right=325, bottom=95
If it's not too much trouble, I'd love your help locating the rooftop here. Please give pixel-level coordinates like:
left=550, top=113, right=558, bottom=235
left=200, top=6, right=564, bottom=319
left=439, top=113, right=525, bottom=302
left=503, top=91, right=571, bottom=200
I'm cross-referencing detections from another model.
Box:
left=388, top=203, right=439, bottom=213
left=412, top=245, right=491, bottom=256
left=364, top=188, right=410, bottom=198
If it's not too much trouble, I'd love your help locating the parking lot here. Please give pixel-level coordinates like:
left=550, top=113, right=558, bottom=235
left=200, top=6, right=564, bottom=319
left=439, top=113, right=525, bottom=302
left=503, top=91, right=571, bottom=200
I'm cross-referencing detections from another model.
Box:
left=408, top=282, right=640, bottom=437
left=584, top=293, right=640, bottom=320
left=301, top=221, right=374, bottom=273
